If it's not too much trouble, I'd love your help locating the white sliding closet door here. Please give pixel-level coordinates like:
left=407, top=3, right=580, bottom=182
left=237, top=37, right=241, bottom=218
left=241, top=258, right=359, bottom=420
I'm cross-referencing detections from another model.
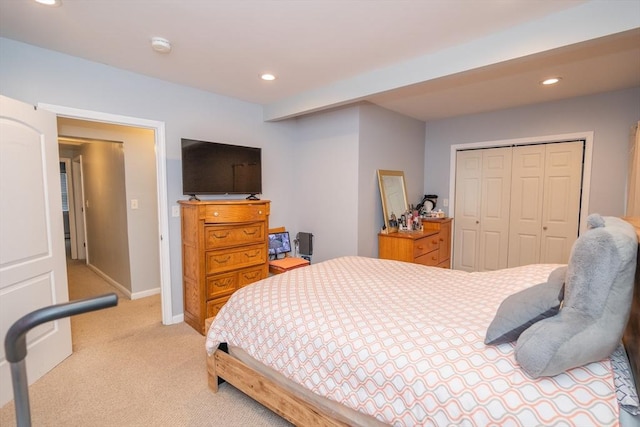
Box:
left=453, top=147, right=512, bottom=272
left=508, top=145, right=546, bottom=267
left=539, top=141, right=583, bottom=263
left=453, top=150, right=482, bottom=272
left=508, top=142, right=583, bottom=266
left=456, top=141, right=584, bottom=271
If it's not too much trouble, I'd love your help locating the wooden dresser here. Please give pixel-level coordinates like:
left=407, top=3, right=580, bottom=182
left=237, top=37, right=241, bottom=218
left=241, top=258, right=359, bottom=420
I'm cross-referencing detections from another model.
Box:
left=179, top=199, right=270, bottom=334
left=421, top=218, right=453, bottom=268
left=378, top=218, right=452, bottom=268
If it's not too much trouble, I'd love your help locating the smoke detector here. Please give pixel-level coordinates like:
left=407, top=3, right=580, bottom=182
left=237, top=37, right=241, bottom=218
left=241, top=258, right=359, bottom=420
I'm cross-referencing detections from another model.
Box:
left=151, top=37, right=172, bottom=54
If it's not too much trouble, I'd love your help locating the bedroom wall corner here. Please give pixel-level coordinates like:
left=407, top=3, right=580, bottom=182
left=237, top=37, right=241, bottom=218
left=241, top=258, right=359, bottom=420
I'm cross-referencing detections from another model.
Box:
left=293, top=106, right=360, bottom=263
left=358, top=103, right=425, bottom=258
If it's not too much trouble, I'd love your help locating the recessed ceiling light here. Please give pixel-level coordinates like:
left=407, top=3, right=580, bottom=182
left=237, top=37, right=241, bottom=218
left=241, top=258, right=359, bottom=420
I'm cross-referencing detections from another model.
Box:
left=541, top=77, right=562, bottom=85
left=151, top=37, right=172, bottom=54
left=261, top=74, right=276, bottom=81
left=35, top=0, right=62, bottom=5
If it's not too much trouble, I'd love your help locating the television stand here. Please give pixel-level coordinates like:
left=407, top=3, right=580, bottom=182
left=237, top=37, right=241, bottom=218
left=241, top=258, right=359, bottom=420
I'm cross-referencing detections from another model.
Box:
left=188, top=194, right=200, bottom=201
left=246, top=194, right=260, bottom=200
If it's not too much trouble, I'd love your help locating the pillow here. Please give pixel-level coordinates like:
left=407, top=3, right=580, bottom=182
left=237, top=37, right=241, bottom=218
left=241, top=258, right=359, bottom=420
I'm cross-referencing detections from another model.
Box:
left=515, top=215, right=638, bottom=378
left=484, top=266, right=565, bottom=345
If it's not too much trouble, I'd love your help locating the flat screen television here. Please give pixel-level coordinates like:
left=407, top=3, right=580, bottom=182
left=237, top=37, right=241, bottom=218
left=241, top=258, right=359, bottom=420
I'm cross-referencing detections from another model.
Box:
left=268, top=231, right=291, bottom=258
left=181, top=139, right=262, bottom=199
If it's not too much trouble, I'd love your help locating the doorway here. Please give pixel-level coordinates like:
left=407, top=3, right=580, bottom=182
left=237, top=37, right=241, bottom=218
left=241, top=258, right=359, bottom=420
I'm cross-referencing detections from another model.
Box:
left=41, top=102, right=174, bottom=326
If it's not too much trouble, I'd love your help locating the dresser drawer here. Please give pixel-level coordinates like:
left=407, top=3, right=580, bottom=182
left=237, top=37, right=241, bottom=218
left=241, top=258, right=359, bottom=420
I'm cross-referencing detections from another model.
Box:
left=415, top=250, right=440, bottom=266
left=413, top=235, right=439, bottom=258
left=203, top=204, right=268, bottom=223
left=238, top=264, right=266, bottom=288
left=206, top=272, right=237, bottom=299
left=206, top=296, right=231, bottom=318
left=205, top=243, right=266, bottom=274
left=204, top=223, right=265, bottom=249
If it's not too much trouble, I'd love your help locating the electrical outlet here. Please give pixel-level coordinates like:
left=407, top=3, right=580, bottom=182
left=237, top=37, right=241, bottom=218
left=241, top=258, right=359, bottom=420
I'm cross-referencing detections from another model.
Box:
left=172, top=206, right=180, bottom=217
left=443, top=198, right=449, bottom=207
left=131, top=199, right=139, bottom=209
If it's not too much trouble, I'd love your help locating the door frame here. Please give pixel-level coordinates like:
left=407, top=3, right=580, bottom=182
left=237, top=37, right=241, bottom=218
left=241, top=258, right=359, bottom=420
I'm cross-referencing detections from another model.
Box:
left=448, top=131, right=593, bottom=266
left=72, top=155, right=88, bottom=261
left=60, top=157, right=78, bottom=259
left=38, top=103, right=174, bottom=326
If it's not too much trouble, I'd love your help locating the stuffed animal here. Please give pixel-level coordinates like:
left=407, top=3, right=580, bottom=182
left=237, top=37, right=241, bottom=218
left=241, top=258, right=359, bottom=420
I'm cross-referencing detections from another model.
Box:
left=515, top=214, right=638, bottom=378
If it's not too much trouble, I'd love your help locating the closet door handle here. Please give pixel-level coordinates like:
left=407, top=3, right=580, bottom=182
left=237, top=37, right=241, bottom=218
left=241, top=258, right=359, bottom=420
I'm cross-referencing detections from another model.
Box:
left=475, top=220, right=480, bottom=224
left=543, top=226, right=548, bottom=231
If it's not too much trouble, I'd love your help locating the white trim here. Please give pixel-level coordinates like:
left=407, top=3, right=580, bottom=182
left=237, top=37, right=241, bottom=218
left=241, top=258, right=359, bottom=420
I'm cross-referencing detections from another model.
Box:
left=448, top=131, right=594, bottom=264
left=38, top=102, right=174, bottom=326
left=131, top=288, right=161, bottom=300
left=86, top=263, right=131, bottom=299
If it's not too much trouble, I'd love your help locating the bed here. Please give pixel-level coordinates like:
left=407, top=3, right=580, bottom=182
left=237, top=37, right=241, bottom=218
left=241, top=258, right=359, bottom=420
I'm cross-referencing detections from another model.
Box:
left=205, top=218, right=640, bottom=426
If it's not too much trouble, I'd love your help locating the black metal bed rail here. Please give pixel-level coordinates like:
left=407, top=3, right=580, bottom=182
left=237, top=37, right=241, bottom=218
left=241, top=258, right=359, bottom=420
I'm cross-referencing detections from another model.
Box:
left=4, top=293, right=118, bottom=427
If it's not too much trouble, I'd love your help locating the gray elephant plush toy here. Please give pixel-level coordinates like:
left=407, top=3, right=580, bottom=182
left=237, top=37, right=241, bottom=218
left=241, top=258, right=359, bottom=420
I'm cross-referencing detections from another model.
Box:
left=515, top=214, right=638, bottom=378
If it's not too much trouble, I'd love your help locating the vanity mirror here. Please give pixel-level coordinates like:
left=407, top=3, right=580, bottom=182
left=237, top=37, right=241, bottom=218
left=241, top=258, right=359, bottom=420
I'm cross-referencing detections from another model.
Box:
left=377, top=169, right=409, bottom=232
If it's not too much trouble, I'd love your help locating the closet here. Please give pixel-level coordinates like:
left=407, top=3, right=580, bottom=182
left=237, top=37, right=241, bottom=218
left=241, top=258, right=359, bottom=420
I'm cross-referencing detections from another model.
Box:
left=453, top=141, right=584, bottom=272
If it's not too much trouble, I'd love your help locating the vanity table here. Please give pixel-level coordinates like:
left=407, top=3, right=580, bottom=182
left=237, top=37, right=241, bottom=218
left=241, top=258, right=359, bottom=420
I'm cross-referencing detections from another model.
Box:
left=378, top=218, right=452, bottom=268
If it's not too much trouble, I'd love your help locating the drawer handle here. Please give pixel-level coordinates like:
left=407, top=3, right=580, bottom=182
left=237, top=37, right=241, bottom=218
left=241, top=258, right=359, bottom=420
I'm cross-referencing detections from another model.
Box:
left=258, top=210, right=263, bottom=214
left=416, top=245, right=423, bottom=250
left=432, top=255, right=438, bottom=260
left=214, top=278, right=233, bottom=288
left=244, top=272, right=260, bottom=280
left=214, top=256, right=231, bottom=264
left=244, top=251, right=259, bottom=258
left=243, top=229, right=258, bottom=236
left=214, top=212, right=219, bottom=217
left=213, top=232, right=230, bottom=239
left=431, top=240, right=438, bottom=244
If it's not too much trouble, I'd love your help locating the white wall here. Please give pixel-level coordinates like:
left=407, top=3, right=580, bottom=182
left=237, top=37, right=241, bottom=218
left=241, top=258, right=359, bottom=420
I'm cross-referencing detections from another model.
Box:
left=293, top=106, right=360, bottom=262
left=291, top=103, right=426, bottom=261
left=358, top=103, right=425, bottom=258
left=0, top=37, right=299, bottom=316
left=80, top=141, right=132, bottom=288
left=424, top=87, right=640, bottom=217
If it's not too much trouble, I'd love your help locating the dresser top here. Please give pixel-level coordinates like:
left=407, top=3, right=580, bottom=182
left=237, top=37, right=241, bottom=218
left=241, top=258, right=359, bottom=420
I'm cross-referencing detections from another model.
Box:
left=378, top=229, right=438, bottom=240
left=179, top=199, right=270, bottom=205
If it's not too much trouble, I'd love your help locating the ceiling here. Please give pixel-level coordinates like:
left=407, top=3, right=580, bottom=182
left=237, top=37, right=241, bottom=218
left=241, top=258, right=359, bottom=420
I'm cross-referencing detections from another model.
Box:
left=1, top=0, right=638, bottom=122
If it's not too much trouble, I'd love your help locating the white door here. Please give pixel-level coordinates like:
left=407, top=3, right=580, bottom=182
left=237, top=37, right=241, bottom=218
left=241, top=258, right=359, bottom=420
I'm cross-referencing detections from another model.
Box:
left=72, top=155, right=87, bottom=261
left=477, top=147, right=512, bottom=271
left=0, top=95, right=71, bottom=407
left=508, top=144, right=546, bottom=267
left=540, top=141, right=583, bottom=263
left=454, top=147, right=512, bottom=272
left=508, top=142, right=583, bottom=266
left=453, top=150, right=482, bottom=272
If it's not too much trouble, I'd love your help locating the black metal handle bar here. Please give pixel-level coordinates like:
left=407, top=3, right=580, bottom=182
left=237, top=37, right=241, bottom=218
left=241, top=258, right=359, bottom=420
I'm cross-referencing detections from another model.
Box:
left=5, top=293, right=118, bottom=363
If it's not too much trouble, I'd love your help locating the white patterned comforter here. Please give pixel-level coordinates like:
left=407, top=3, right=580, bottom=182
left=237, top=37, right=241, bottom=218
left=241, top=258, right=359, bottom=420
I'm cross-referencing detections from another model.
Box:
left=206, top=256, right=619, bottom=426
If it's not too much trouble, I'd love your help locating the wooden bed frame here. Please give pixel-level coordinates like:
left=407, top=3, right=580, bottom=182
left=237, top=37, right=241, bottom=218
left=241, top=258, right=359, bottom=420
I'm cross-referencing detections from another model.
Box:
left=207, top=218, right=640, bottom=426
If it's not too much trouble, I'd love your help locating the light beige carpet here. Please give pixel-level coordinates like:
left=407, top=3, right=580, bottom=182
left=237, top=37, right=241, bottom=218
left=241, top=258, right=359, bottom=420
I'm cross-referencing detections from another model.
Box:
left=0, top=259, right=292, bottom=426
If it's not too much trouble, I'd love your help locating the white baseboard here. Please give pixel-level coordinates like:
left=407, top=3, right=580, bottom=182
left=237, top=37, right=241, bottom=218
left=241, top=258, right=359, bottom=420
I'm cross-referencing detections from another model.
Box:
left=86, top=263, right=131, bottom=299
left=131, top=288, right=160, bottom=300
